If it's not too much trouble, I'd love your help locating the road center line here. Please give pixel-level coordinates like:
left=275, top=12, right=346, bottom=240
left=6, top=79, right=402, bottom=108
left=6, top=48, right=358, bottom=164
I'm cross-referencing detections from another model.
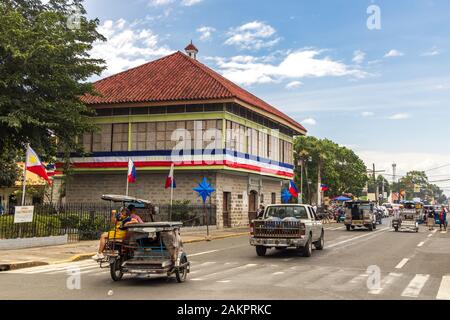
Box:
left=327, top=227, right=389, bottom=249
left=189, top=250, right=220, bottom=257
left=428, top=234, right=433, bottom=238
left=417, top=242, right=425, bottom=247
left=395, top=258, right=409, bottom=269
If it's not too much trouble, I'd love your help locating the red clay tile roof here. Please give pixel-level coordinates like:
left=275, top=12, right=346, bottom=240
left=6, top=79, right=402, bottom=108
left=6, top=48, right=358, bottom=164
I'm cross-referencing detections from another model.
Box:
left=82, top=51, right=306, bottom=133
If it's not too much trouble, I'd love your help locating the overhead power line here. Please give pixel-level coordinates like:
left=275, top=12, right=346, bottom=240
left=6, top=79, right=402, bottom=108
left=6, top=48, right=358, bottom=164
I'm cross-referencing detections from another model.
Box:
left=425, top=163, right=450, bottom=172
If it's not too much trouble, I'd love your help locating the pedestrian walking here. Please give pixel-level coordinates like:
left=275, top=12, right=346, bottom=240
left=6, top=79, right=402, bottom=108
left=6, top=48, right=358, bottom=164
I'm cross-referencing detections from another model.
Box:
left=439, top=206, right=447, bottom=231
left=427, top=208, right=435, bottom=231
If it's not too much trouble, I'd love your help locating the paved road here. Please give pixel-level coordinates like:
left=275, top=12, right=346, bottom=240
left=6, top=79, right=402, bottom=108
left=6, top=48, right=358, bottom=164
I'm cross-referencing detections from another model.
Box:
left=2, top=219, right=450, bottom=300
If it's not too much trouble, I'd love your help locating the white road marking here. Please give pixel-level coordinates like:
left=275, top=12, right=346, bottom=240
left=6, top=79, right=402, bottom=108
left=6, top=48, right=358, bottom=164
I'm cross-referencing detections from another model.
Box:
left=428, top=234, right=433, bottom=238
left=189, top=250, right=219, bottom=257
left=46, top=265, right=98, bottom=275
left=437, top=276, right=450, bottom=300
left=14, top=262, right=97, bottom=274
left=196, top=262, right=217, bottom=267
left=432, top=229, right=437, bottom=234
left=217, top=280, right=231, bottom=283
left=190, top=263, right=258, bottom=281
left=369, top=273, right=402, bottom=295
left=401, top=274, right=430, bottom=298
left=272, top=272, right=284, bottom=276
left=417, top=242, right=425, bottom=247
left=395, top=258, right=409, bottom=269
left=348, top=273, right=369, bottom=285
left=441, top=231, right=447, bottom=234
left=327, top=227, right=389, bottom=249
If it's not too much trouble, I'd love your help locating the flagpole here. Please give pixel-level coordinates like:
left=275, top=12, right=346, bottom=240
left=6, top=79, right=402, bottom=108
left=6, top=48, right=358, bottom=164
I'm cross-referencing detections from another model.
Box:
left=21, top=144, right=30, bottom=206
left=169, top=164, right=174, bottom=221
left=126, top=158, right=130, bottom=197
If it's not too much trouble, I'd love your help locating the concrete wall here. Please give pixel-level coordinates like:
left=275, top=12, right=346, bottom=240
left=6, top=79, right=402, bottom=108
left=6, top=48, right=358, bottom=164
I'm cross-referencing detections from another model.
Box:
left=64, top=171, right=284, bottom=228
left=65, top=172, right=216, bottom=205
left=0, top=235, right=68, bottom=250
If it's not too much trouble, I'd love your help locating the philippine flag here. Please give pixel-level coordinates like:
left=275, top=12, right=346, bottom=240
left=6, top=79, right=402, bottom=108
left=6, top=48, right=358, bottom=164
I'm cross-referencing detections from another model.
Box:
left=26, top=146, right=51, bottom=185
left=321, top=184, right=329, bottom=191
left=165, top=164, right=176, bottom=189
left=288, top=180, right=299, bottom=198
left=127, top=159, right=137, bottom=183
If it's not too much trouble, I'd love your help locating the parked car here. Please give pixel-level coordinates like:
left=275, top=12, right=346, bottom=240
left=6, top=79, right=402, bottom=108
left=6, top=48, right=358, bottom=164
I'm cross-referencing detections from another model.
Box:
left=249, top=204, right=324, bottom=257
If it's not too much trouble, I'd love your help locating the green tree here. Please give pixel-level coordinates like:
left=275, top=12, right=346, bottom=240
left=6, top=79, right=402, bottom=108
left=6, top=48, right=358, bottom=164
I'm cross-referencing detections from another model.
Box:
left=394, top=171, right=447, bottom=204
left=294, top=136, right=368, bottom=204
left=368, top=175, right=391, bottom=198
left=0, top=0, right=105, bottom=187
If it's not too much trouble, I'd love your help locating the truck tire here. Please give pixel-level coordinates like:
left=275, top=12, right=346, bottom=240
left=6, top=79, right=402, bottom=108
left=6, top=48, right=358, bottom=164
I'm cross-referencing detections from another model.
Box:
left=394, top=227, right=399, bottom=232
left=256, top=246, right=267, bottom=257
left=368, top=224, right=373, bottom=231
left=346, top=225, right=351, bottom=231
left=314, top=231, right=324, bottom=250
left=302, top=236, right=313, bottom=257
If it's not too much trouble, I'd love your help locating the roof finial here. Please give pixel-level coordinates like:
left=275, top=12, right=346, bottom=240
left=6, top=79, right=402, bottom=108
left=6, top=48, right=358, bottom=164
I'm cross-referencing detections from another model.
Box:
left=185, top=41, right=199, bottom=60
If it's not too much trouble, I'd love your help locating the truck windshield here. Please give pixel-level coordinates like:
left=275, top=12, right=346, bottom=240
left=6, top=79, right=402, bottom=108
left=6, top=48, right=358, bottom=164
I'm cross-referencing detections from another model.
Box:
left=265, top=206, right=309, bottom=219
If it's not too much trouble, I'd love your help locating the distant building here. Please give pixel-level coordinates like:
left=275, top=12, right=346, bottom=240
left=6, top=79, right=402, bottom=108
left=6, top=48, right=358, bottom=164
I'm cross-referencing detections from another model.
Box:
left=54, top=43, right=306, bottom=227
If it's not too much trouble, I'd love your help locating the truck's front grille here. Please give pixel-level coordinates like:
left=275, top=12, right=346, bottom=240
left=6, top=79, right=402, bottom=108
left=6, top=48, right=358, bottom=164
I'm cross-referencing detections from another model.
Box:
left=253, top=221, right=302, bottom=238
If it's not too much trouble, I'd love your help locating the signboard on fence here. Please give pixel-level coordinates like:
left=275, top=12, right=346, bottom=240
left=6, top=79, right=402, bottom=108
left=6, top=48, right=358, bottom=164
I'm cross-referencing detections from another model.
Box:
left=14, top=206, right=34, bottom=223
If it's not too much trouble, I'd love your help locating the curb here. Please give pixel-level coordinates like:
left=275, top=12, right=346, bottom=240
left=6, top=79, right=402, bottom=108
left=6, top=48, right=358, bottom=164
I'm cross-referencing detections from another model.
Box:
left=0, top=261, right=48, bottom=272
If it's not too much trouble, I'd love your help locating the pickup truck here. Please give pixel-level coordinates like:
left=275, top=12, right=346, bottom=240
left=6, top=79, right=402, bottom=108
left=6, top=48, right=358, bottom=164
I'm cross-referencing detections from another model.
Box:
left=249, top=204, right=324, bottom=257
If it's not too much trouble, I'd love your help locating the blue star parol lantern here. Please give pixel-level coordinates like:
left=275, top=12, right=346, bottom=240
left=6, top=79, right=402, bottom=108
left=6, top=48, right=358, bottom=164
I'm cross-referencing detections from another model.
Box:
left=194, top=177, right=215, bottom=204
left=281, top=189, right=292, bottom=204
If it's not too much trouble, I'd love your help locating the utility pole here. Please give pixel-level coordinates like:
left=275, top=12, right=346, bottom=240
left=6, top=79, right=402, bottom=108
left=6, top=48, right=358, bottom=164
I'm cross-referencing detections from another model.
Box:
left=367, top=164, right=385, bottom=205
left=373, top=164, right=378, bottom=205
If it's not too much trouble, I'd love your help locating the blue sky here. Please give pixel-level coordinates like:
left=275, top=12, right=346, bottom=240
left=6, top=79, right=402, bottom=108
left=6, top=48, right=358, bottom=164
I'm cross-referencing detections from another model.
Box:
left=82, top=0, right=450, bottom=194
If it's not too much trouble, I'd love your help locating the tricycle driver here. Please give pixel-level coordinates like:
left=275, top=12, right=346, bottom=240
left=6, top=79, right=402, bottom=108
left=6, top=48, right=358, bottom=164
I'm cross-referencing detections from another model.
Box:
left=92, top=207, right=139, bottom=261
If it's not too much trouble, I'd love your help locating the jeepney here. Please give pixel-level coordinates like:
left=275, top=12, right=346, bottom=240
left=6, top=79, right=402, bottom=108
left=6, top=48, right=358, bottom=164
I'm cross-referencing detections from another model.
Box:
left=392, top=201, right=421, bottom=233
left=344, top=201, right=377, bottom=231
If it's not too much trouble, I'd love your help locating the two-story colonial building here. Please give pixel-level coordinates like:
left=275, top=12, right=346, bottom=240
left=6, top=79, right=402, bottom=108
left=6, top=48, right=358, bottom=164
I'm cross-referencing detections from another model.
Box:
left=55, top=43, right=307, bottom=228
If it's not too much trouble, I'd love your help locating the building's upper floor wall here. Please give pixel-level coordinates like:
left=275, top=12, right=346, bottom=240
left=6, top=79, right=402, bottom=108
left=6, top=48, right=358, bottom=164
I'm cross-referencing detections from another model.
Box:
left=79, top=102, right=297, bottom=166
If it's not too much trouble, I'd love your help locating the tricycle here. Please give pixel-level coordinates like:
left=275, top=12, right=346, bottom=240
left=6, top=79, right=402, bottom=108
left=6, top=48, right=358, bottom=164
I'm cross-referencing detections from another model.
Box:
left=96, top=195, right=190, bottom=282
left=102, top=222, right=190, bottom=282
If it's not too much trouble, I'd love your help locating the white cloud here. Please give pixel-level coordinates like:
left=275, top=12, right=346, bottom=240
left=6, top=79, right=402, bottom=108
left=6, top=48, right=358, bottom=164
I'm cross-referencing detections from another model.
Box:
left=91, top=19, right=174, bottom=78
left=301, top=118, right=317, bottom=126
left=286, top=81, right=302, bottom=89
left=422, top=46, right=441, bottom=57
left=181, top=0, right=203, bottom=5
left=388, top=113, right=411, bottom=120
left=361, top=111, right=375, bottom=117
left=384, top=49, right=404, bottom=58
left=197, top=26, right=216, bottom=41
left=211, top=49, right=368, bottom=86
left=224, top=21, right=281, bottom=51
left=353, top=50, right=366, bottom=64
left=148, top=0, right=174, bottom=6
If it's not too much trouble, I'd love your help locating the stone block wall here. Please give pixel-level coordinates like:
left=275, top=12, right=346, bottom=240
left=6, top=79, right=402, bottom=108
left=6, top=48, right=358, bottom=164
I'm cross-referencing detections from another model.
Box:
left=63, top=170, right=285, bottom=228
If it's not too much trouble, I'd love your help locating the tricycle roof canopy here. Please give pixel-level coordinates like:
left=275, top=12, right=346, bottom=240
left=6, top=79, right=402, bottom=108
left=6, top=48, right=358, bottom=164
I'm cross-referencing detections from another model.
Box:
left=101, top=194, right=152, bottom=205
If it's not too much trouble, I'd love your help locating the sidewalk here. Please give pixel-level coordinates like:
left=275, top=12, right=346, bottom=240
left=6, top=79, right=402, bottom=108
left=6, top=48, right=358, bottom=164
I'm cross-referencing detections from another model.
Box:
left=0, top=226, right=249, bottom=271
